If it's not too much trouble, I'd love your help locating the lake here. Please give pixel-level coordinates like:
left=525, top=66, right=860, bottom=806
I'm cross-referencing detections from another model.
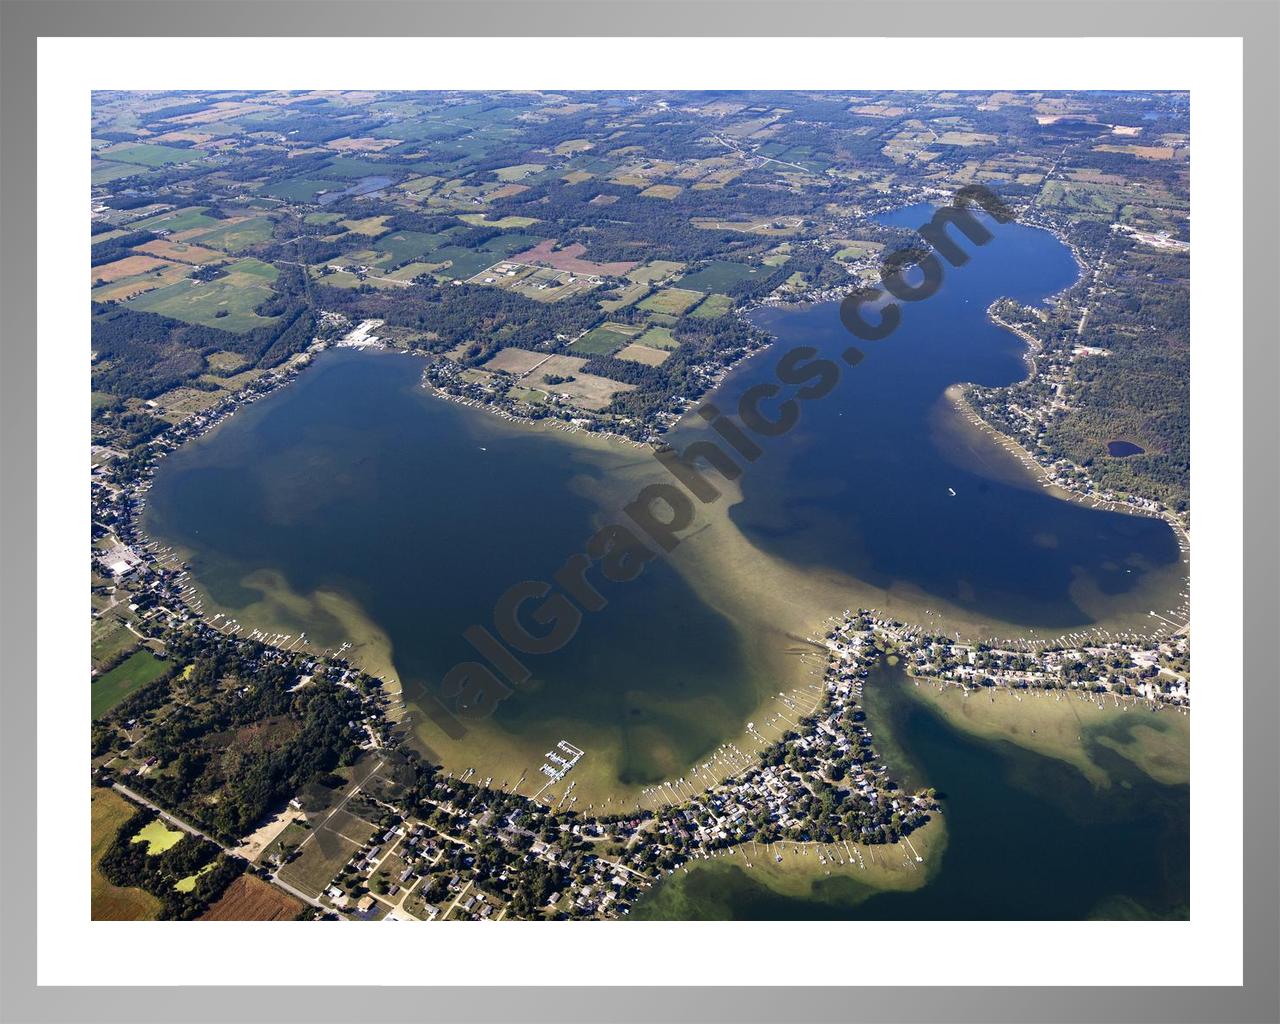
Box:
left=630, top=660, right=1189, bottom=920
left=143, top=203, right=1190, bottom=900
left=692, top=204, right=1186, bottom=636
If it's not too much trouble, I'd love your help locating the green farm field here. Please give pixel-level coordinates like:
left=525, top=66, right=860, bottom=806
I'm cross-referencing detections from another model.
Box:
left=191, top=216, right=275, bottom=253
left=261, top=178, right=345, bottom=202
left=571, top=323, right=640, bottom=356
left=690, top=293, right=734, bottom=318
left=677, top=260, right=761, bottom=291
left=126, top=259, right=280, bottom=332
left=92, top=649, right=169, bottom=720
left=99, top=142, right=203, bottom=167
left=638, top=287, right=703, bottom=316
left=128, top=206, right=222, bottom=235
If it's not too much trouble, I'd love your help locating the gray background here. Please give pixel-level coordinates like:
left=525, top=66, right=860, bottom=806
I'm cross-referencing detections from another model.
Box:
left=1, top=2, right=1276, bottom=1022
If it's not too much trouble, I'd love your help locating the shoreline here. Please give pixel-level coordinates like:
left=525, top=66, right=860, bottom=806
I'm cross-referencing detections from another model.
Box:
left=136, top=327, right=1187, bottom=810
left=117, top=197, right=1189, bottom=814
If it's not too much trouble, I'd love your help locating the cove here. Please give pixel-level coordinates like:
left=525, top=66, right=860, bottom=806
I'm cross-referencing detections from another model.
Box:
left=629, top=660, right=1189, bottom=921
left=143, top=204, right=1187, bottom=802
left=685, top=204, right=1186, bottom=634
left=142, top=348, right=770, bottom=796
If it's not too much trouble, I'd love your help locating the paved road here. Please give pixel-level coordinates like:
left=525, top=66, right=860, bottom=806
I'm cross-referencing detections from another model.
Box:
left=112, top=782, right=226, bottom=850
left=113, top=781, right=327, bottom=911
left=269, top=874, right=324, bottom=910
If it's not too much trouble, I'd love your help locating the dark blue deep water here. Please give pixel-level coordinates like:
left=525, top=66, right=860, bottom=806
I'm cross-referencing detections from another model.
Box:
left=697, top=205, right=1183, bottom=629
left=144, top=204, right=1188, bottom=917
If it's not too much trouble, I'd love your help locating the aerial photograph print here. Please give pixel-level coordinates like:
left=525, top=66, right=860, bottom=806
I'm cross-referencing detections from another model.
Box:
left=88, top=88, right=1191, bottom=924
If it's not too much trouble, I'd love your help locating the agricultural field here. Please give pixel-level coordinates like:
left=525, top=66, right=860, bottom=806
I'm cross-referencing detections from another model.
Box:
left=90, top=254, right=174, bottom=286
left=689, top=293, right=734, bottom=319
left=135, top=239, right=225, bottom=265
left=677, top=260, right=761, bottom=292
left=126, top=258, right=280, bottom=332
left=512, top=239, right=636, bottom=277
left=633, top=325, right=678, bottom=350
left=276, top=809, right=375, bottom=899
left=321, top=156, right=396, bottom=179
left=190, top=216, right=275, bottom=253
left=833, top=239, right=885, bottom=262
left=482, top=347, right=550, bottom=376
left=152, top=386, right=232, bottom=424
left=533, top=355, right=635, bottom=410
left=92, top=789, right=162, bottom=921
left=598, top=279, right=650, bottom=312
left=127, top=206, right=222, bottom=235
left=640, top=183, right=683, bottom=199
left=626, top=260, right=685, bottom=285
left=615, top=343, right=672, bottom=366
left=383, top=261, right=446, bottom=282
left=459, top=212, right=541, bottom=229
left=98, top=141, right=203, bottom=167
left=91, top=613, right=139, bottom=670
left=637, top=287, right=703, bottom=316
left=92, top=649, right=169, bottom=720
left=690, top=215, right=806, bottom=236
left=92, top=160, right=145, bottom=185
left=91, top=262, right=192, bottom=303
left=339, top=215, right=392, bottom=237
left=260, top=178, right=345, bottom=202
left=367, top=230, right=456, bottom=265
left=570, top=323, right=641, bottom=356
left=493, top=163, right=546, bottom=182
left=396, top=175, right=440, bottom=195
left=199, top=875, right=303, bottom=921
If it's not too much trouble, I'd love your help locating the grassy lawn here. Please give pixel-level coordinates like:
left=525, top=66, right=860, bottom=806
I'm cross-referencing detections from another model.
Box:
left=174, top=863, right=216, bottom=892
left=130, top=818, right=185, bottom=855
left=93, top=649, right=169, bottom=720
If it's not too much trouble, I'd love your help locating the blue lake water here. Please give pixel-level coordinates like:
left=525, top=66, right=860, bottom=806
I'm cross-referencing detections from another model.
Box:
left=143, top=203, right=1189, bottom=916
left=686, top=204, right=1185, bottom=632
